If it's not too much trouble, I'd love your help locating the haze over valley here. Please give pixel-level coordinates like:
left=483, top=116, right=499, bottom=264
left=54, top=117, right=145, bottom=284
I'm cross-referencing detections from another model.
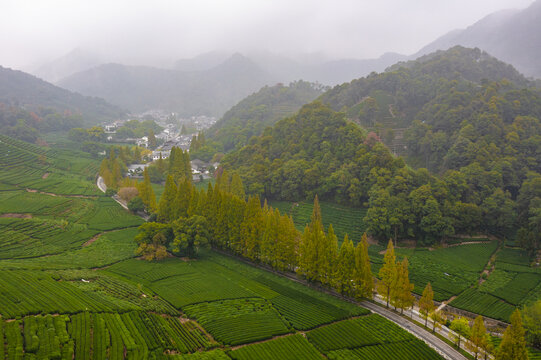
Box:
left=0, top=1, right=540, bottom=359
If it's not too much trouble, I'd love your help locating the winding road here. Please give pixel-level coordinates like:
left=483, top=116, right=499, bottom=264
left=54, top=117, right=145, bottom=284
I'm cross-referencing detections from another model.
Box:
left=360, top=301, right=466, bottom=360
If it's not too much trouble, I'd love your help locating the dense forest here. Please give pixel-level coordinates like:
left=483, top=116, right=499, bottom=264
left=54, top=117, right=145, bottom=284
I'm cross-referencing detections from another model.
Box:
left=207, top=81, right=325, bottom=152
left=223, top=47, right=541, bottom=250
left=0, top=103, right=86, bottom=143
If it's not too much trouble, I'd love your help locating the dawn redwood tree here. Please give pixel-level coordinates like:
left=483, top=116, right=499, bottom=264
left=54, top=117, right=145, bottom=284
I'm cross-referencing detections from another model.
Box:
left=333, top=234, right=355, bottom=295
left=496, top=309, right=529, bottom=360
left=429, top=310, right=446, bottom=334
left=468, top=315, right=488, bottom=360
left=419, top=282, right=435, bottom=327
left=138, top=167, right=157, bottom=212
left=392, top=257, right=414, bottom=314
left=157, top=175, right=177, bottom=222
left=354, top=233, right=373, bottom=299
left=378, top=238, right=397, bottom=308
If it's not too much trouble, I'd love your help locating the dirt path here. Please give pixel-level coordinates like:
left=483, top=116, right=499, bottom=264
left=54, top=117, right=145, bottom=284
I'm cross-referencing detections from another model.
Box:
left=25, top=188, right=97, bottom=199
left=0, top=213, right=32, bottom=219
left=82, top=233, right=102, bottom=247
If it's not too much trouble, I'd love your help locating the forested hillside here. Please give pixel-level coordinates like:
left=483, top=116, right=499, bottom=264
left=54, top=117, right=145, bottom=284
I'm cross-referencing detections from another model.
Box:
left=0, top=66, right=123, bottom=124
left=223, top=47, right=541, bottom=249
left=207, top=81, right=324, bottom=152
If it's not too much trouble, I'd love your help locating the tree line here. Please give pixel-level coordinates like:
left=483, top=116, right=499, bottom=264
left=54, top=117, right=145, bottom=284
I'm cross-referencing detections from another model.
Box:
left=134, top=171, right=537, bottom=358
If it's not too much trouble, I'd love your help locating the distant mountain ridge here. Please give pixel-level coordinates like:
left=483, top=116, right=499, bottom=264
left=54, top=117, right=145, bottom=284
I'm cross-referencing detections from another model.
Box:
left=0, top=66, right=123, bottom=124
left=58, top=54, right=274, bottom=117
left=415, top=0, right=541, bottom=78
left=33, top=48, right=103, bottom=83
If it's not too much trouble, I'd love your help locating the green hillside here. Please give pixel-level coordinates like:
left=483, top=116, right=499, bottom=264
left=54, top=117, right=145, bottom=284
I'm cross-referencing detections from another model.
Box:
left=223, top=47, right=541, bottom=251
left=0, top=66, right=123, bottom=124
left=208, top=81, right=324, bottom=152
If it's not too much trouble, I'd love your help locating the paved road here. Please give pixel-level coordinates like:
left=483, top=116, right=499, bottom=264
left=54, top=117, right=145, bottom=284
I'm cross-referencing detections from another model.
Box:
left=97, top=176, right=107, bottom=193
left=360, top=301, right=467, bottom=360
left=97, top=176, right=149, bottom=218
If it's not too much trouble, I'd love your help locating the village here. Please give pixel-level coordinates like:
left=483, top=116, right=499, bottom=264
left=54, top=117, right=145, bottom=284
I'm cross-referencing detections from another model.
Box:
left=102, top=111, right=218, bottom=182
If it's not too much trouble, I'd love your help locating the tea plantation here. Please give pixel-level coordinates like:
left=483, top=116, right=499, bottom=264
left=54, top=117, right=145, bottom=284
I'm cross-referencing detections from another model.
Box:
left=0, top=135, right=446, bottom=359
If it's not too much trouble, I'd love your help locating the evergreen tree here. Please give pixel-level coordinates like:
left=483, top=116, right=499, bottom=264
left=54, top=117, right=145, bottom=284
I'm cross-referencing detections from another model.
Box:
left=158, top=175, right=177, bottom=222
left=354, top=233, right=373, bottom=299
left=378, top=238, right=397, bottom=307
left=172, top=215, right=209, bottom=258
left=419, top=282, right=435, bottom=327
left=496, top=309, right=529, bottom=360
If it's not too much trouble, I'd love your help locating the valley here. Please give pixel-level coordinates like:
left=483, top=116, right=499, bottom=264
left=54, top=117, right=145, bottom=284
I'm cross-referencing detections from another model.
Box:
left=1, top=3, right=541, bottom=357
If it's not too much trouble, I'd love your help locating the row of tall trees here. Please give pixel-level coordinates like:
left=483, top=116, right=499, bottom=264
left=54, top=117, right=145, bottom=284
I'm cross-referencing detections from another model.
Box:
left=134, top=173, right=377, bottom=298
left=418, top=281, right=531, bottom=359
left=377, top=239, right=415, bottom=313
left=296, top=196, right=374, bottom=298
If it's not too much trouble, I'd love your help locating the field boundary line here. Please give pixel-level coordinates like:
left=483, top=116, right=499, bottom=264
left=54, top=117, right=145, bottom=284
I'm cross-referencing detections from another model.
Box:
left=212, top=247, right=467, bottom=360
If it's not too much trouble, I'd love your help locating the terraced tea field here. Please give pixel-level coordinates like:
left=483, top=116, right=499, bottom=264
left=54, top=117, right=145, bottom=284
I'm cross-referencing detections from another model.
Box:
left=269, top=200, right=367, bottom=243
left=449, top=246, right=541, bottom=321
left=0, top=133, right=514, bottom=359
left=393, top=241, right=499, bottom=301
left=0, top=134, right=100, bottom=196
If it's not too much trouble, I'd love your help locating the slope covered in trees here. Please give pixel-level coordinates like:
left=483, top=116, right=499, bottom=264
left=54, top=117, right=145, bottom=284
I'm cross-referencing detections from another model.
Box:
left=223, top=71, right=540, bottom=249
left=207, top=81, right=325, bottom=152
left=0, top=66, right=123, bottom=124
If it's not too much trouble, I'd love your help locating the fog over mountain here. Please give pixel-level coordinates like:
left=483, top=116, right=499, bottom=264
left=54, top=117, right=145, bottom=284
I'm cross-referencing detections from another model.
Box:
left=416, top=0, right=541, bottom=78
left=0, top=0, right=535, bottom=72
left=1, top=0, right=540, bottom=117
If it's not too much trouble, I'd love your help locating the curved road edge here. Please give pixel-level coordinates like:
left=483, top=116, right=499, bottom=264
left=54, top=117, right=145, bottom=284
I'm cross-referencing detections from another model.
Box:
left=360, top=301, right=466, bottom=360
left=97, top=176, right=129, bottom=211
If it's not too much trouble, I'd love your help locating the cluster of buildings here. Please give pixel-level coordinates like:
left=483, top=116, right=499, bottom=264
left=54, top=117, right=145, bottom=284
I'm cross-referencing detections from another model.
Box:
left=102, top=112, right=219, bottom=182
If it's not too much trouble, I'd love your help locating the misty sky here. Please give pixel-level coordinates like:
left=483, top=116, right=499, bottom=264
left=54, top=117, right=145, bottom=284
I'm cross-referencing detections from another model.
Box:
left=0, top=0, right=536, bottom=70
